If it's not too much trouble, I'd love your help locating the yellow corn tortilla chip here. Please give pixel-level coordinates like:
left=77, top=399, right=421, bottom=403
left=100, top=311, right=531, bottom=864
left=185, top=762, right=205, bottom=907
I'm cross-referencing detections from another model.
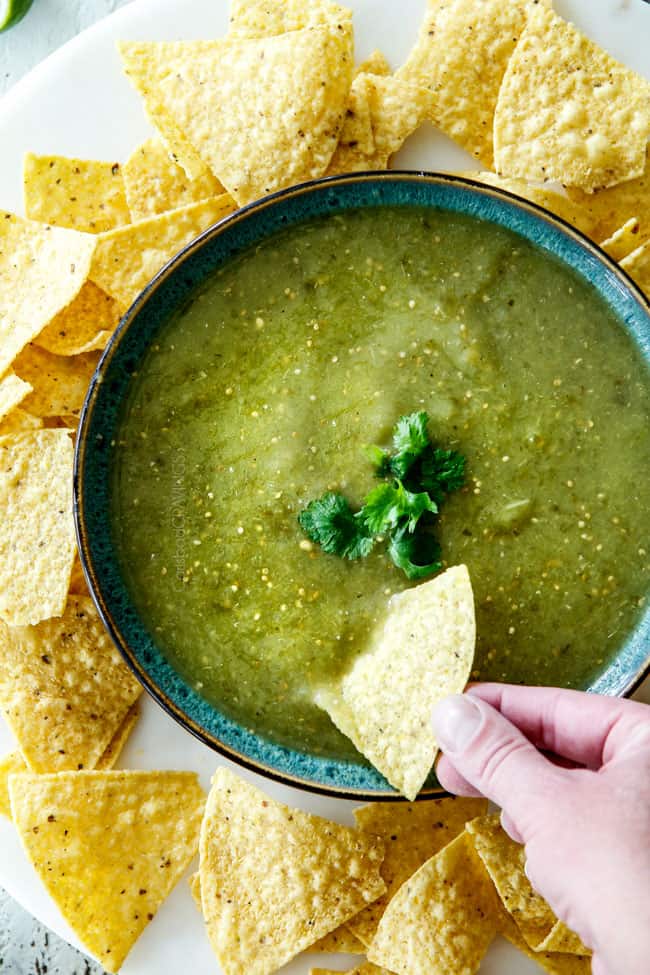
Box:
left=123, top=138, right=225, bottom=220
left=0, top=408, right=42, bottom=436
left=189, top=870, right=202, bottom=911
left=0, top=594, right=142, bottom=772
left=9, top=769, right=205, bottom=973
left=311, top=967, right=392, bottom=975
left=620, top=238, right=650, bottom=298
left=454, top=171, right=597, bottom=237
left=566, top=148, right=650, bottom=241
left=0, top=372, right=32, bottom=422
left=326, top=74, right=376, bottom=174
left=0, top=213, right=96, bottom=377
left=397, top=0, right=546, bottom=168
left=368, top=831, right=500, bottom=975
left=308, top=925, right=366, bottom=954
left=499, top=912, right=592, bottom=974
left=315, top=565, right=475, bottom=800
left=0, top=751, right=25, bottom=818
left=119, top=24, right=353, bottom=205
left=24, top=153, right=131, bottom=233
left=34, top=281, right=121, bottom=356
left=228, top=0, right=352, bottom=37
left=90, top=193, right=236, bottom=308
left=535, top=919, right=591, bottom=957
left=0, top=430, right=76, bottom=625
left=599, top=218, right=644, bottom=262
left=14, top=344, right=99, bottom=418
left=355, top=50, right=390, bottom=77
left=349, top=797, right=488, bottom=946
left=493, top=5, right=650, bottom=191
left=199, top=767, right=386, bottom=975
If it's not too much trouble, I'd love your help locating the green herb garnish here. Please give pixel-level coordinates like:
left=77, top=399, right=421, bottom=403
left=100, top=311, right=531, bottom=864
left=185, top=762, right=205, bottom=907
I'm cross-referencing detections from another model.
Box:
left=298, top=411, right=465, bottom=579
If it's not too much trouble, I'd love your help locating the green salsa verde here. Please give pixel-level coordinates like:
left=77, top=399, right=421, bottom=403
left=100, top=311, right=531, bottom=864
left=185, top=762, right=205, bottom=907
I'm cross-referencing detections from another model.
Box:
left=112, top=206, right=650, bottom=759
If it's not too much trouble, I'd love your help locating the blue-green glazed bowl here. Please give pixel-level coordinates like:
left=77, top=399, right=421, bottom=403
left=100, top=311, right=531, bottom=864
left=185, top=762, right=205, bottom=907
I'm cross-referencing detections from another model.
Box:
left=74, top=172, right=650, bottom=800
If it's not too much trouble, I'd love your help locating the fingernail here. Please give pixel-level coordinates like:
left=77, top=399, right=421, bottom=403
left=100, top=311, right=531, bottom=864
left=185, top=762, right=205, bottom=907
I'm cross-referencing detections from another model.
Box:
left=432, top=695, right=483, bottom=752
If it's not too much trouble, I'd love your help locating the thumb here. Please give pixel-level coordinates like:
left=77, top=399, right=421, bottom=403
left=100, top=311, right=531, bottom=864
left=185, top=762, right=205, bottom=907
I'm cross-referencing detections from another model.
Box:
left=432, top=693, right=562, bottom=834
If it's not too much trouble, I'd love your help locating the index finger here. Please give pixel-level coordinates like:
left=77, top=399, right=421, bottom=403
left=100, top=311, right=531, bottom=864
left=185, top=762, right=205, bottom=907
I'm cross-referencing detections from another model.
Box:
left=467, top=683, right=650, bottom=769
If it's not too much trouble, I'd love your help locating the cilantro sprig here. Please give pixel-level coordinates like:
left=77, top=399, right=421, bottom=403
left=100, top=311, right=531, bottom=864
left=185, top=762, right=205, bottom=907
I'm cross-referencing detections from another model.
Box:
left=298, top=411, right=465, bottom=580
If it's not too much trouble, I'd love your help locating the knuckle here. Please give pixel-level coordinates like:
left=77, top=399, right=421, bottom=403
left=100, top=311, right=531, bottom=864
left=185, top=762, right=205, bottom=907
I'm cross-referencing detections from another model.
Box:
left=473, top=735, right=532, bottom=788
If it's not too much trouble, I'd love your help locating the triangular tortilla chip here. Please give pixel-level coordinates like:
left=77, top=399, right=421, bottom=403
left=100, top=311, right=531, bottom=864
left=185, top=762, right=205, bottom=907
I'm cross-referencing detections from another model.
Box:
left=123, top=138, right=224, bottom=220
left=493, top=5, right=650, bottom=190
left=0, top=372, right=32, bottom=422
left=14, top=344, right=100, bottom=418
left=499, top=912, right=592, bottom=974
left=620, top=238, right=650, bottom=298
left=397, top=0, right=547, bottom=167
left=90, top=193, right=236, bottom=308
left=368, top=831, right=500, bottom=975
left=0, top=213, right=96, bottom=377
left=355, top=50, right=390, bottom=77
left=0, top=409, right=42, bottom=436
left=24, top=153, right=131, bottom=233
left=9, top=770, right=205, bottom=973
left=229, top=0, right=351, bottom=37
left=315, top=565, right=475, bottom=800
left=599, top=218, right=643, bottom=262
left=566, top=147, right=650, bottom=242
left=0, top=429, right=76, bottom=625
left=34, top=281, right=121, bottom=356
left=199, top=767, right=386, bottom=975
left=0, top=594, right=142, bottom=771
left=349, top=797, right=488, bottom=946
left=308, top=925, right=366, bottom=954
left=119, top=24, right=353, bottom=205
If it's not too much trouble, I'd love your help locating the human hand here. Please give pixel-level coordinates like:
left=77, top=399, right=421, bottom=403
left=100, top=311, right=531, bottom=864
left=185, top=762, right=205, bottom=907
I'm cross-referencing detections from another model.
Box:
left=431, top=684, right=650, bottom=975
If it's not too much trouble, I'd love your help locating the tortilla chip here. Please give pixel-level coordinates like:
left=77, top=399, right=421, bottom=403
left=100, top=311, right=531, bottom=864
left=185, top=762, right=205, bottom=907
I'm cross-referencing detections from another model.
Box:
left=199, top=767, right=386, bottom=975
left=0, top=751, right=25, bottom=818
left=315, top=565, right=475, bottom=800
left=228, top=0, right=352, bottom=37
left=455, top=171, right=596, bottom=236
left=599, top=218, right=643, bottom=262
left=0, top=409, right=42, bottom=436
left=349, top=797, right=488, bottom=946
left=0, top=212, right=96, bottom=377
left=0, top=430, right=76, bottom=625
left=620, top=238, right=650, bottom=298
left=24, top=153, right=131, bottom=233
left=0, top=595, right=142, bottom=772
left=0, top=594, right=142, bottom=772
left=9, top=769, right=205, bottom=973
left=14, top=344, right=99, bottom=418
left=90, top=193, right=236, bottom=308
left=534, top=920, right=591, bottom=957
left=123, top=138, right=225, bottom=220
left=308, top=925, right=366, bottom=954
left=189, top=870, right=202, bottom=911
left=566, top=148, right=650, bottom=241
left=368, top=831, right=500, bottom=975
left=493, top=5, right=650, bottom=190
left=311, top=967, right=392, bottom=975
left=34, top=281, right=121, bottom=356
left=95, top=701, right=140, bottom=770
left=68, top=554, right=89, bottom=595
left=397, top=0, right=546, bottom=168
left=119, top=24, right=353, bottom=205
left=0, top=373, right=32, bottom=422
left=499, top=912, right=592, bottom=974
left=355, top=50, right=390, bottom=77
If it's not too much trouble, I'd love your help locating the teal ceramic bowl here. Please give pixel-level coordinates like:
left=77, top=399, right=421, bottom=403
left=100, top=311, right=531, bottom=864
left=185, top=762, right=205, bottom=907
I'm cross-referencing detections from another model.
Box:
left=74, top=172, right=650, bottom=800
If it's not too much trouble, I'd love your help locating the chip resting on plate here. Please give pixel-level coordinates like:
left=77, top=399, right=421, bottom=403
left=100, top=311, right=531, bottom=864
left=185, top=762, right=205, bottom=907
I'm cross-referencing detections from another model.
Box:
left=9, top=769, right=205, bottom=973
left=397, top=0, right=547, bottom=168
left=198, top=767, right=386, bottom=975
left=308, top=924, right=366, bottom=954
left=119, top=22, right=353, bottom=205
left=368, top=831, right=500, bottom=975
left=0, top=213, right=96, bottom=377
left=0, top=429, right=76, bottom=625
left=348, top=796, right=488, bottom=946
left=565, top=148, right=650, bottom=242
left=493, top=4, right=650, bottom=191
left=14, top=344, right=100, bottom=418
left=499, top=911, right=592, bottom=974
left=0, top=594, right=142, bottom=772
left=315, top=564, right=475, bottom=800
left=0, top=372, right=32, bottom=423
left=599, top=218, right=643, bottom=262
left=123, top=137, right=224, bottom=220
left=23, top=153, right=131, bottom=233
left=466, top=814, right=588, bottom=954
left=228, top=0, right=351, bottom=37
left=34, top=281, right=121, bottom=356
left=620, top=238, right=650, bottom=297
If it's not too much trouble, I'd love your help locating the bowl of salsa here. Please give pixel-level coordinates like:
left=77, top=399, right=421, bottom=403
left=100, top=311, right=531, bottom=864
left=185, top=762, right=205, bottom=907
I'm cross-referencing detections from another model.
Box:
left=74, top=172, right=650, bottom=798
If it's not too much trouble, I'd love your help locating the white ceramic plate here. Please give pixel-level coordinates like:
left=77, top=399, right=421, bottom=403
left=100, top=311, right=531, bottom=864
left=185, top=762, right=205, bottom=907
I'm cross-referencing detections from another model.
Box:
left=1, top=1, right=649, bottom=972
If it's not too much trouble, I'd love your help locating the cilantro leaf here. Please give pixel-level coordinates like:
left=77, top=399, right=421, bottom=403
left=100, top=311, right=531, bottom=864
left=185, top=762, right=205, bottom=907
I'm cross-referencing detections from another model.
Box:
left=388, top=524, right=442, bottom=580
left=298, top=493, right=374, bottom=560
left=392, top=411, right=430, bottom=456
left=361, top=482, right=437, bottom=535
left=418, top=447, right=466, bottom=502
